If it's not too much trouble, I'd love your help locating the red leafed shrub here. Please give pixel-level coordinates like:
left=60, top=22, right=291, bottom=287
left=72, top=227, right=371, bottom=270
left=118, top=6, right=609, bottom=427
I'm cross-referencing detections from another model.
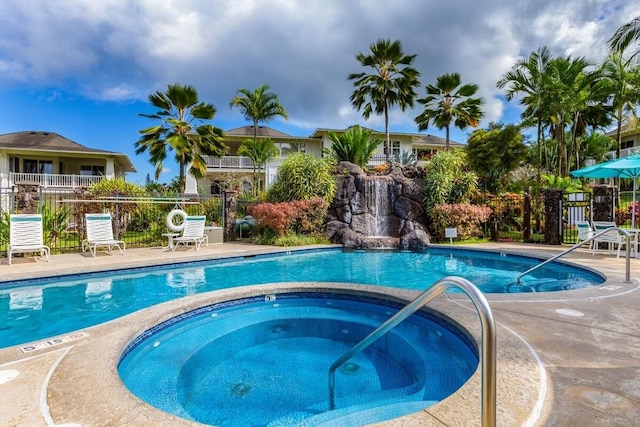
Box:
left=248, top=197, right=329, bottom=237
left=431, top=203, right=492, bottom=240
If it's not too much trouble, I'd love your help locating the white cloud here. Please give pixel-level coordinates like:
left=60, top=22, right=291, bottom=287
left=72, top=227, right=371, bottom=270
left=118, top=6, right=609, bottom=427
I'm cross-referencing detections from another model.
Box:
left=0, top=0, right=636, bottom=137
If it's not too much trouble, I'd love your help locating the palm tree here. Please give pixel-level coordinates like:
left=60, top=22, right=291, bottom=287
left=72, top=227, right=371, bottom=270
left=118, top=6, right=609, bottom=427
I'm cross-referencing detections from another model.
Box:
left=230, top=84, right=288, bottom=144
left=237, top=138, right=278, bottom=193
left=600, top=52, right=640, bottom=159
left=348, top=38, right=421, bottom=162
left=609, top=16, right=640, bottom=59
left=414, top=73, right=484, bottom=151
left=497, top=46, right=553, bottom=171
left=323, top=125, right=382, bottom=167
left=136, top=83, right=228, bottom=194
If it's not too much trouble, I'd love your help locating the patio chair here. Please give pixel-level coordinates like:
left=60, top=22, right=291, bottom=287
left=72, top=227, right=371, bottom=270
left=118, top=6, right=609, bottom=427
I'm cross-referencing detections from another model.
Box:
left=591, top=221, right=634, bottom=258
left=82, top=213, right=126, bottom=257
left=8, top=214, right=50, bottom=265
left=171, top=215, right=208, bottom=251
left=574, top=220, right=595, bottom=250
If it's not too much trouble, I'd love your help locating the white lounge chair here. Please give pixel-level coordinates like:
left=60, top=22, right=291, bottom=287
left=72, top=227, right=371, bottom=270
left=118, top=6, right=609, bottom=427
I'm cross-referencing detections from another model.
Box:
left=8, top=214, right=50, bottom=265
left=82, top=213, right=126, bottom=257
left=171, top=215, right=208, bottom=251
left=591, top=221, right=635, bottom=258
left=574, top=220, right=595, bottom=250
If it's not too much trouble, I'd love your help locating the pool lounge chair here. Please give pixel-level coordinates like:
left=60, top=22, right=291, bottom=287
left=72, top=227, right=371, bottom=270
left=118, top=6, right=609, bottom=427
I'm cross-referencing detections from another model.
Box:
left=8, top=214, right=50, bottom=265
left=82, top=213, right=126, bottom=257
left=574, top=220, right=595, bottom=250
left=171, top=215, right=208, bottom=251
left=591, top=221, right=635, bottom=258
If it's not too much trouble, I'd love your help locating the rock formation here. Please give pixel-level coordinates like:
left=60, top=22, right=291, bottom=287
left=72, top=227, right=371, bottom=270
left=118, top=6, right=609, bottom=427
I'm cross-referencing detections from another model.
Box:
left=326, top=162, right=430, bottom=250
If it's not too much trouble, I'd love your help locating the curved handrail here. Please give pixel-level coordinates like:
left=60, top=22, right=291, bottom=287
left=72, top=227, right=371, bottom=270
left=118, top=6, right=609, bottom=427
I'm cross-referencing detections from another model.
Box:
left=515, top=226, right=632, bottom=285
left=328, top=276, right=497, bottom=427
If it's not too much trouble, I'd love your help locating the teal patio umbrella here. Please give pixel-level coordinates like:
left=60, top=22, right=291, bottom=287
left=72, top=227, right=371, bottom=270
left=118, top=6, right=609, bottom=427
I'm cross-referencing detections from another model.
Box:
left=570, top=153, right=640, bottom=226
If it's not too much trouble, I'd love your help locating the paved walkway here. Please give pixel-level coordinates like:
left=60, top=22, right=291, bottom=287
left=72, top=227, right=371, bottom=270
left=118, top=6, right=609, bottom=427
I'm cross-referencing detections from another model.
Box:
left=0, top=242, right=638, bottom=426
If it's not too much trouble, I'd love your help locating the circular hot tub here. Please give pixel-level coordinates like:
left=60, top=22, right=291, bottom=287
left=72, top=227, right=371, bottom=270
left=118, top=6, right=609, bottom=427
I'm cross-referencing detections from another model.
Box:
left=118, top=292, right=479, bottom=427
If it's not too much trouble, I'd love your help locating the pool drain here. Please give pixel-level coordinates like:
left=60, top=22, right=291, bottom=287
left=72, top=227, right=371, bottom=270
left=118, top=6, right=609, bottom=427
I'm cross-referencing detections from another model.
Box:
left=231, top=382, right=252, bottom=396
left=340, top=362, right=360, bottom=375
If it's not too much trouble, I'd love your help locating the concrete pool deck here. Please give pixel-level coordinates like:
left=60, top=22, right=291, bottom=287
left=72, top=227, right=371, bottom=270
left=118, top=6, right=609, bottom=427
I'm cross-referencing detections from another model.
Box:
left=0, top=242, right=638, bottom=426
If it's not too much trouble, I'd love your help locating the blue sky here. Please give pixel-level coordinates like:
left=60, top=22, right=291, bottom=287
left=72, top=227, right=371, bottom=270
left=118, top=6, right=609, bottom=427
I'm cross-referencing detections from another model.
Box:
left=0, top=0, right=638, bottom=184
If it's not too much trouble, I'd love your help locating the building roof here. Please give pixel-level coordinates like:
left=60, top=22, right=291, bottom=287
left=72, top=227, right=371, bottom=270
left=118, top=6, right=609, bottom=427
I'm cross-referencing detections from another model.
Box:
left=226, top=125, right=293, bottom=138
left=308, top=127, right=464, bottom=146
left=0, top=131, right=136, bottom=172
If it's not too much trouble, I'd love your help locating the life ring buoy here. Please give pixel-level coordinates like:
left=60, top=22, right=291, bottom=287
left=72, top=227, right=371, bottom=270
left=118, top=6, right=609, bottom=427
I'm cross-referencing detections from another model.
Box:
left=166, top=209, right=188, bottom=232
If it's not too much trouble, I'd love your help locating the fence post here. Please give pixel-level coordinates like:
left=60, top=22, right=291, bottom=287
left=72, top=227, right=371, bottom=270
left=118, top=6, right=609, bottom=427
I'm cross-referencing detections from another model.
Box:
left=223, top=190, right=237, bottom=242
left=523, top=188, right=531, bottom=243
left=543, top=188, right=563, bottom=245
left=592, top=185, right=616, bottom=222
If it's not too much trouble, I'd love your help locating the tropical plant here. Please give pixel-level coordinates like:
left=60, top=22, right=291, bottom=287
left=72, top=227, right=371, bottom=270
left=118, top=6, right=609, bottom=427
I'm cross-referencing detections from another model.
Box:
left=600, top=52, right=640, bottom=159
left=237, top=137, right=278, bottom=193
left=136, top=83, right=228, bottom=194
left=230, top=84, right=288, bottom=144
left=323, top=125, right=381, bottom=167
left=422, top=149, right=478, bottom=218
left=465, top=123, right=527, bottom=193
left=609, top=15, right=640, bottom=59
left=497, top=46, right=553, bottom=172
left=392, top=150, right=417, bottom=166
left=415, top=72, right=484, bottom=151
left=267, top=153, right=336, bottom=202
left=41, top=202, right=69, bottom=246
left=348, top=38, right=421, bottom=162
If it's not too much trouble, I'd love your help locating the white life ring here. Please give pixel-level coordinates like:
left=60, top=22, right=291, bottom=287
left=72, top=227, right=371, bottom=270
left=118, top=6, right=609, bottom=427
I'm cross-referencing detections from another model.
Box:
left=166, top=209, right=188, bottom=232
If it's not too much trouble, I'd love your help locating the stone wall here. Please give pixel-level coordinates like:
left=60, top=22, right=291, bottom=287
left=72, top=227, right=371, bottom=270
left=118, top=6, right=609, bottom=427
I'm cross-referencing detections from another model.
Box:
left=326, top=162, right=430, bottom=250
left=16, top=183, right=40, bottom=214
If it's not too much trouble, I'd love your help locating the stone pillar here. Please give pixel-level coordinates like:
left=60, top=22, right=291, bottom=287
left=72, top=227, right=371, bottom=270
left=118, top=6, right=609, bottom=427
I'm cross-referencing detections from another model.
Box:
left=523, top=188, right=531, bottom=243
left=591, top=185, right=615, bottom=222
left=223, top=190, right=237, bottom=242
left=543, top=188, right=563, bottom=245
left=16, top=183, right=40, bottom=214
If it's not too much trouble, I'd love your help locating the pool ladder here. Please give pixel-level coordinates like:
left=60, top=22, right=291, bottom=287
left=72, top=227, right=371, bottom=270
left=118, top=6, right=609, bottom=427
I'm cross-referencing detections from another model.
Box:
left=515, top=225, right=633, bottom=285
left=328, top=276, right=497, bottom=427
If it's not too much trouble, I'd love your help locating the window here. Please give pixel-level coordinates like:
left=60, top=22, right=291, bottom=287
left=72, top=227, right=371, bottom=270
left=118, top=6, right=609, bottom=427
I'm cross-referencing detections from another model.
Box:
left=383, top=141, right=401, bottom=156
left=23, top=159, right=52, bottom=174
left=276, top=142, right=306, bottom=156
left=621, top=140, right=634, bottom=150
left=210, top=180, right=223, bottom=195
left=80, top=165, right=105, bottom=176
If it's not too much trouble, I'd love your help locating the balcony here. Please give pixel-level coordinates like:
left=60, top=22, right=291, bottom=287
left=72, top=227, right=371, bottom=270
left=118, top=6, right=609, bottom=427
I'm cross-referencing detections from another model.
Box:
left=203, top=155, right=255, bottom=170
left=8, top=172, right=105, bottom=189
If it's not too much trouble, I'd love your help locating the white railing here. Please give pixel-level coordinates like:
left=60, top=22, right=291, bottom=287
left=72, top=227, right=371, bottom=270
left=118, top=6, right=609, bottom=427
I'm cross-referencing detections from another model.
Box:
left=9, top=172, right=105, bottom=188
left=203, top=156, right=255, bottom=169
left=608, top=147, right=639, bottom=159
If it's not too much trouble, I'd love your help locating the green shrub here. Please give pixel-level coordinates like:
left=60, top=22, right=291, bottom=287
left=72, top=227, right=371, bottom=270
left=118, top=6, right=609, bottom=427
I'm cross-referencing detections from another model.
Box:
left=323, top=125, right=381, bottom=167
left=267, top=153, right=336, bottom=202
left=423, top=150, right=478, bottom=218
left=430, top=203, right=492, bottom=241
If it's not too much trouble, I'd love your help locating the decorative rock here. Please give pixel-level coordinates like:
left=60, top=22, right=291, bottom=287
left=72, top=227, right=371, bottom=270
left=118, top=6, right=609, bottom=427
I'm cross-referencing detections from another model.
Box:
left=327, top=162, right=430, bottom=249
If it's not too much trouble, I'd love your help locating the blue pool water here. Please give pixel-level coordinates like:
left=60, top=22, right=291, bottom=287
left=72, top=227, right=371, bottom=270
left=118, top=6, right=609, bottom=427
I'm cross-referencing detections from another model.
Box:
left=0, top=247, right=604, bottom=349
left=118, top=293, right=479, bottom=427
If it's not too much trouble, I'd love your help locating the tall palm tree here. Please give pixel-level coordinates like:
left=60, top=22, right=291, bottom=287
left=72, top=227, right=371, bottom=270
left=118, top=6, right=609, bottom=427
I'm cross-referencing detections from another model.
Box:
left=497, top=46, right=553, bottom=171
left=230, top=84, right=288, bottom=144
left=348, top=38, right=421, bottom=162
left=136, top=83, right=228, bottom=194
left=600, top=52, right=640, bottom=159
left=237, top=138, right=278, bottom=193
left=609, top=16, right=640, bottom=59
left=414, top=73, right=484, bottom=151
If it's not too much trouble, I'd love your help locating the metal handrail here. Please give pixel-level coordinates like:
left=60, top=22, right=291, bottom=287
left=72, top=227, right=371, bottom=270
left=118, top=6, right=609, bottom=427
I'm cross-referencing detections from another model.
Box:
left=516, top=226, right=632, bottom=285
left=328, top=276, right=497, bottom=427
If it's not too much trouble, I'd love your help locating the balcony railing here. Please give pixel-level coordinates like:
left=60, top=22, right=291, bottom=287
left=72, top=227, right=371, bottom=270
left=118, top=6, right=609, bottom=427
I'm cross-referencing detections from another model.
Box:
left=204, top=155, right=255, bottom=169
left=9, top=172, right=105, bottom=188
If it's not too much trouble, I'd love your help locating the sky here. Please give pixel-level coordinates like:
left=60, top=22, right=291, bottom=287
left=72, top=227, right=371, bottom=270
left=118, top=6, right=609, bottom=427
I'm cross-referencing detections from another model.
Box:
left=0, top=0, right=639, bottom=184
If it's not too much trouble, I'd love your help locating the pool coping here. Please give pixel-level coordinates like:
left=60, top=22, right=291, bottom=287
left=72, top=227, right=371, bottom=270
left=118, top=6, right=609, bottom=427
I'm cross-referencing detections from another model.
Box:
left=0, top=242, right=638, bottom=426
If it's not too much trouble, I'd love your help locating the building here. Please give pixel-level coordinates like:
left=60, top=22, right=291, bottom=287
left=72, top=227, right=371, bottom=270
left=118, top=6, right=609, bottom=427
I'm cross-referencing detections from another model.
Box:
left=0, top=131, right=136, bottom=190
left=605, top=119, right=640, bottom=159
left=185, top=125, right=463, bottom=196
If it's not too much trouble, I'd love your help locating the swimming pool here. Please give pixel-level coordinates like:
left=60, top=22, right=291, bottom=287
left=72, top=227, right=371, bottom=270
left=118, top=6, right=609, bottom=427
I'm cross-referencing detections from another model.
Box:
left=0, top=247, right=604, bottom=349
left=118, top=292, right=479, bottom=427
